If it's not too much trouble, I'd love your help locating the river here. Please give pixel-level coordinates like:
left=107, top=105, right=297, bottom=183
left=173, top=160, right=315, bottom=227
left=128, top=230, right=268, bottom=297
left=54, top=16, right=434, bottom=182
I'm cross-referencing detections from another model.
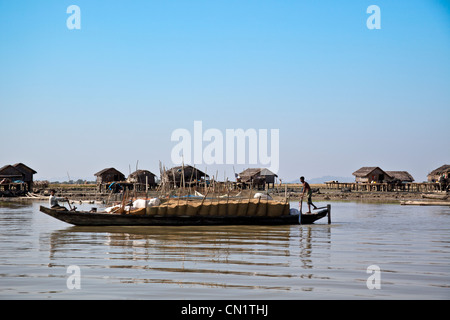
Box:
left=0, top=200, right=449, bottom=300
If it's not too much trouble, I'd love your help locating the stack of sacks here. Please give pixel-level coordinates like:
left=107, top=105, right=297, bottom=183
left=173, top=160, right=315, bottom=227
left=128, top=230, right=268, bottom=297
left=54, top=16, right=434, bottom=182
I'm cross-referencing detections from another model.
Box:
left=105, top=204, right=137, bottom=213
left=132, top=198, right=161, bottom=209
left=105, top=205, right=121, bottom=213
left=253, top=193, right=273, bottom=200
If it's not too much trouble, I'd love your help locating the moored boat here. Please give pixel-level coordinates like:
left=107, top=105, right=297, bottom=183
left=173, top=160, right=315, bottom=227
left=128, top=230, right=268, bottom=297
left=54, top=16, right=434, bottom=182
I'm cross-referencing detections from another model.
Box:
left=39, top=200, right=330, bottom=226
left=400, top=200, right=450, bottom=206
left=421, top=193, right=449, bottom=200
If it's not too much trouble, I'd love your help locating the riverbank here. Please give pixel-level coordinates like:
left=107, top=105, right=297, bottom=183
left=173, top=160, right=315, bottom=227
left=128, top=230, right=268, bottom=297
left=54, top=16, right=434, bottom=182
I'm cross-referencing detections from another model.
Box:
left=1, top=183, right=448, bottom=205
left=271, top=184, right=448, bottom=203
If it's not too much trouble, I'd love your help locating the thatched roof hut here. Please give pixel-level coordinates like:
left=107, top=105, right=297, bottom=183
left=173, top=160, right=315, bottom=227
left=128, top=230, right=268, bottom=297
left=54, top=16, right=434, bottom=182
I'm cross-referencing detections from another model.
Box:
left=352, top=167, right=391, bottom=183
left=162, top=165, right=209, bottom=187
left=427, top=164, right=450, bottom=182
left=0, top=164, right=23, bottom=179
left=94, top=168, right=125, bottom=184
left=0, top=164, right=35, bottom=195
left=0, top=163, right=36, bottom=179
left=13, top=163, right=37, bottom=190
left=385, top=171, right=414, bottom=183
left=0, top=165, right=24, bottom=181
left=238, top=168, right=278, bottom=189
left=128, top=170, right=157, bottom=190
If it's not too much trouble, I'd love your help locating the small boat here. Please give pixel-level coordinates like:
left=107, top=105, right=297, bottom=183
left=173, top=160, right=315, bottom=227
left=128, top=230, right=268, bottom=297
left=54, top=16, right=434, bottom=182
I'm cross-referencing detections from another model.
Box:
left=400, top=200, right=450, bottom=206
left=39, top=200, right=330, bottom=226
left=421, top=193, right=449, bottom=200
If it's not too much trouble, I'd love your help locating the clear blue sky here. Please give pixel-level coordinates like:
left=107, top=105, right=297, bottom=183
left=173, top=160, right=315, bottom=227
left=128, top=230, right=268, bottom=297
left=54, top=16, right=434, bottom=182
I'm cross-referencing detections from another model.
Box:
left=1, top=0, right=449, bottom=182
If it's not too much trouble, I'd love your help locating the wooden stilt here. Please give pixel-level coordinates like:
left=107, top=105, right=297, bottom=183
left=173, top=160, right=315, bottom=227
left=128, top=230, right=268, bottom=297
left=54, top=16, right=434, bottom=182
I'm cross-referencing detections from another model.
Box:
left=327, top=204, right=331, bottom=224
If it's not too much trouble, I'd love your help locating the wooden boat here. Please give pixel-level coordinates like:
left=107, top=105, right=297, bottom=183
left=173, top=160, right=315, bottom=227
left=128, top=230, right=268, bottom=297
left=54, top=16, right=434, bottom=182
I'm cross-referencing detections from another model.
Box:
left=39, top=200, right=330, bottom=226
left=421, top=193, right=449, bottom=200
left=400, top=200, right=450, bottom=206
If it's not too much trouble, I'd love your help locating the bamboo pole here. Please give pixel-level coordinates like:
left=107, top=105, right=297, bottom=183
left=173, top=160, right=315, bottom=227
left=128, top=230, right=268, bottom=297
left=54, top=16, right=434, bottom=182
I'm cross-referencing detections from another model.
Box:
left=327, top=204, right=331, bottom=224
left=284, top=183, right=287, bottom=203
left=188, top=165, right=195, bottom=196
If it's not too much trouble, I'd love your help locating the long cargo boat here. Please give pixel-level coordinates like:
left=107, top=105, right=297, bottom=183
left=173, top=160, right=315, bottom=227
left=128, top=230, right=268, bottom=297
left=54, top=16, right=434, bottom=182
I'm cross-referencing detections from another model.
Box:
left=39, top=199, right=330, bottom=226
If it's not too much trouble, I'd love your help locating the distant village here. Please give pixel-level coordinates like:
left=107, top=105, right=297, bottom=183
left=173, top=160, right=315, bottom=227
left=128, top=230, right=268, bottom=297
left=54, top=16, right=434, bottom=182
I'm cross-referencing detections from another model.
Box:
left=1, top=162, right=449, bottom=198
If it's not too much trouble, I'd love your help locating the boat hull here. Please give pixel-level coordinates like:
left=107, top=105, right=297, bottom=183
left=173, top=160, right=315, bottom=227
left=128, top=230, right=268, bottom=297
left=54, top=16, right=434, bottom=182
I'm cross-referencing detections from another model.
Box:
left=39, top=205, right=329, bottom=226
left=401, top=200, right=450, bottom=206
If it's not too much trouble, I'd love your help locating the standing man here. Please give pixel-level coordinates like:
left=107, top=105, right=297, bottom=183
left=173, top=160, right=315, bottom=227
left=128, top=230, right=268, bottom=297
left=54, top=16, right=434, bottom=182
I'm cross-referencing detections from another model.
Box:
left=49, top=190, right=69, bottom=210
left=300, top=176, right=317, bottom=213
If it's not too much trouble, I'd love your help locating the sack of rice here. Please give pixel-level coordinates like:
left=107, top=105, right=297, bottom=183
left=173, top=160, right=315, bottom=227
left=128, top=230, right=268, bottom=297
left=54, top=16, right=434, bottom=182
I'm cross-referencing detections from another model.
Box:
left=227, top=200, right=239, bottom=216
left=133, top=199, right=147, bottom=209
left=146, top=205, right=158, bottom=216
left=209, top=202, right=219, bottom=216
left=254, top=200, right=267, bottom=217
left=157, top=205, right=167, bottom=216
left=105, top=205, right=121, bottom=213
left=198, top=203, right=211, bottom=216
left=253, top=193, right=272, bottom=200
left=246, top=199, right=258, bottom=216
left=165, top=203, right=178, bottom=216
left=176, top=204, right=188, bottom=216
left=148, top=198, right=161, bottom=206
left=235, top=202, right=248, bottom=216
left=185, top=202, right=201, bottom=216
left=267, top=201, right=284, bottom=217
left=129, top=208, right=146, bottom=215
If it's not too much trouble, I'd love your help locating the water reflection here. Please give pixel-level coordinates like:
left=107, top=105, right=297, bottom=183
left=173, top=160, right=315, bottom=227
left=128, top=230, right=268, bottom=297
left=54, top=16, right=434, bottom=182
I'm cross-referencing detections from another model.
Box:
left=43, top=224, right=332, bottom=290
left=3, top=201, right=448, bottom=298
